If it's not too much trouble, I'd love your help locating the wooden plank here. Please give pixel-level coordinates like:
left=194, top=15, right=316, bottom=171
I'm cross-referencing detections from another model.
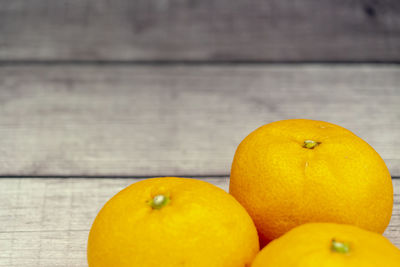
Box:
left=0, top=0, right=399, bottom=61
left=0, top=65, right=399, bottom=177
left=0, top=177, right=398, bottom=267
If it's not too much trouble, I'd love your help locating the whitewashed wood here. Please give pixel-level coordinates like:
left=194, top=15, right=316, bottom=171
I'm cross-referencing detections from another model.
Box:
left=0, top=0, right=399, bottom=61
left=0, top=65, right=399, bottom=177
left=0, top=177, right=398, bottom=267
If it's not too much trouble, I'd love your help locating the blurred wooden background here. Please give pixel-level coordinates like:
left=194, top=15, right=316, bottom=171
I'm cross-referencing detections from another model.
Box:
left=1, top=0, right=400, bottom=61
left=0, top=1, right=399, bottom=266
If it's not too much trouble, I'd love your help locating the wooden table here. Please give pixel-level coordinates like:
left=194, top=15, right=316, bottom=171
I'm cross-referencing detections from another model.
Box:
left=0, top=177, right=399, bottom=266
left=0, top=64, right=399, bottom=267
left=0, top=1, right=400, bottom=266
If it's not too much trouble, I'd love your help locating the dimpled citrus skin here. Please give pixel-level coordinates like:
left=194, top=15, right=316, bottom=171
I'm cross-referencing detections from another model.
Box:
left=229, top=119, right=393, bottom=245
left=87, top=177, right=259, bottom=267
left=251, top=223, right=400, bottom=267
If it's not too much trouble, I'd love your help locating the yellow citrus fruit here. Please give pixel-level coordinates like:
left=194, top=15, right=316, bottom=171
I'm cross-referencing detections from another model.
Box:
left=229, top=119, right=393, bottom=245
left=87, top=177, right=259, bottom=267
left=251, top=223, right=400, bottom=267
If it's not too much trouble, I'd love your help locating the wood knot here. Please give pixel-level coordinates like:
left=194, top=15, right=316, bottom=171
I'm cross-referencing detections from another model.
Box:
left=364, top=5, right=376, bottom=18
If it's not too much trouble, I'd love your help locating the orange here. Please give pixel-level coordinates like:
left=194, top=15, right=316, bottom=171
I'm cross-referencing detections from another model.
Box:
left=229, top=119, right=393, bottom=245
left=87, top=177, right=259, bottom=267
left=251, top=223, right=400, bottom=267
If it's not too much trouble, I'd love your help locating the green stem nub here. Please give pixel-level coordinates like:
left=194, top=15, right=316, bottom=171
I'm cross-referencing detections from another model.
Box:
left=303, top=140, right=320, bottom=149
left=331, top=239, right=350, bottom=254
left=149, top=194, right=170, bottom=210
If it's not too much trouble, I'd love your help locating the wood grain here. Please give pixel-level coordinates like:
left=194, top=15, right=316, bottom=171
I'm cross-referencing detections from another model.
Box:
left=0, top=177, right=398, bottom=267
left=0, top=65, right=399, bottom=177
left=0, top=0, right=399, bottom=61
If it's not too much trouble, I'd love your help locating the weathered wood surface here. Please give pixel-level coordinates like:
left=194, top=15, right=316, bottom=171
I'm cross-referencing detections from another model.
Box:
left=0, top=177, right=398, bottom=267
left=0, top=65, right=399, bottom=177
left=1, top=0, right=399, bottom=61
